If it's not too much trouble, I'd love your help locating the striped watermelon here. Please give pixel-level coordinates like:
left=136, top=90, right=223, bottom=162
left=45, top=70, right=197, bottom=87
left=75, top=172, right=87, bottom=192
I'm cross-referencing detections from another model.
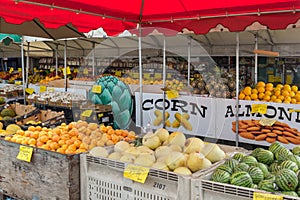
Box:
left=250, top=184, right=258, bottom=189
left=269, top=142, right=284, bottom=155
left=258, top=179, right=279, bottom=192
left=251, top=148, right=264, bottom=158
left=276, top=169, right=298, bottom=191
left=275, top=147, right=292, bottom=162
left=265, top=173, right=276, bottom=181
left=211, top=169, right=231, bottom=183
left=281, top=191, right=298, bottom=197
left=256, top=162, right=270, bottom=178
left=297, top=187, right=300, bottom=197
left=224, top=159, right=239, bottom=170
left=269, top=162, right=282, bottom=173
left=280, top=160, right=299, bottom=173
left=241, top=156, right=258, bottom=166
left=216, top=164, right=233, bottom=175
left=232, top=153, right=245, bottom=161
left=234, top=163, right=250, bottom=173
left=292, top=146, right=300, bottom=156
left=230, top=171, right=253, bottom=187
left=247, top=166, right=264, bottom=184
left=257, top=150, right=274, bottom=165
left=287, top=154, right=300, bottom=168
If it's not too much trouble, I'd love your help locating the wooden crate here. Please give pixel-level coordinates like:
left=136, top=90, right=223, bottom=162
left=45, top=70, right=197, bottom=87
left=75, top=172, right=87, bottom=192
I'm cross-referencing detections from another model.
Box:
left=0, top=139, right=80, bottom=200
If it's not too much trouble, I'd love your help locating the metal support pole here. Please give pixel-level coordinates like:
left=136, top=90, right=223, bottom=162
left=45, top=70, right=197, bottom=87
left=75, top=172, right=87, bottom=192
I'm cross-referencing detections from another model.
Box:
left=21, top=37, right=25, bottom=104
left=254, top=33, right=258, bottom=84
left=162, top=36, right=166, bottom=127
left=55, top=44, right=58, bottom=77
left=26, top=42, right=30, bottom=88
left=64, top=40, right=67, bottom=92
left=235, top=33, right=240, bottom=147
left=187, top=37, right=191, bottom=86
left=92, top=42, right=95, bottom=76
left=138, top=26, right=143, bottom=128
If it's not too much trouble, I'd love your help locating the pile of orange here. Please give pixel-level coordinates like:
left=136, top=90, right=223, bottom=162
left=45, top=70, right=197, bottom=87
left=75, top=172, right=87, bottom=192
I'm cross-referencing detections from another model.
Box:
left=4, top=121, right=136, bottom=154
left=239, top=81, right=300, bottom=104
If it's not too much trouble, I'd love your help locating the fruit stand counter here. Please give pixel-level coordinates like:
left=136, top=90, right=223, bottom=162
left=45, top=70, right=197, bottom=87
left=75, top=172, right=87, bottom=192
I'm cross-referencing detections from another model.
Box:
left=0, top=139, right=80, bottom=200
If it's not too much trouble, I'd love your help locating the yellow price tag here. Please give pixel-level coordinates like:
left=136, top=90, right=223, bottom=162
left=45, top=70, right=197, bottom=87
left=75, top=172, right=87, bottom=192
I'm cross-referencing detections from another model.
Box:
left=268, top=75, right=275, bottom=82
left=18, top=68, right=22, bottom=72
left=34, top=67, right=38, bottom=73
left=167, top=74, right=172, bottom=79
left=289, top=109, right=300, bottom=113
left=124, top=164, right=149, bottom=184
left=166, top=90, right=179, bottom=99
left=83, top=68, right=89, bottom=75
left=259, top=118, right=277, bottom=126
left=25, top=88, right=35, bottom=94
left=62, top=68, right=66, bottom=76
left=40, top=86, right=47, bottom=93
left=154, top=73, right=162, bottom=79
left=115, top=71, right=122, bottom=77
left=66, top=67, right=71, bottom=75
left=98, top=113, right=103, bottom=118
left=16, top=145, right=34, bottom=162
left=81, top=110, right=93, bottom=117
left=133, top=73, right=139, bottom=79
left=15, top=81, right=22, bottom=85
left=253, top=192, right=283, bottom=200
left=74, top=68, right=79, bottom=73
left=251, top=104, right=267, bottom=114
left=92, top=85, right=102, bottom=94
left=144, top=73, right=151, bottom=79
left=9, top=67, right=14, bottom=74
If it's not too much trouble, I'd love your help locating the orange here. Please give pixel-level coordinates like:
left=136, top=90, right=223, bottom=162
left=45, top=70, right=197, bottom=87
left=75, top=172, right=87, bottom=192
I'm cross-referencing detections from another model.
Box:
left=36, top=141, right=44, bottom=147
left=283, top=100, right=291, bottom=104
left=107, top=129, right=115, bottom=135
left=49, top=142, right=59, bottom=150
left=244, top=96, right=251, bottom=100
left=282, top=90, right=290, bottom=97
left=65, top=139, right=74, bottom=145
left=276, top=84, right=284, bottom=89
left=292, top=85, right=298, bottom=92
left=243, top=87, right=252, bottom=96
left=274, top=99, right=282, bottom=103
left=265, top=83, right=273, bottom=91
left=257, top=81, right=266, bottom=87
left=251, top=89, right=258, bottom=94
left=40, top=135, right=49, bottom=143
left=284, top=96, right=292, bottom=103
left=61, top=144, right=68, bottom=150
left=74, top=140, right=82, bottom=148
left=278, top=95, right=285, bottom=101
left=290, top=91, right=296, bottom=98
left=24, top=131, right=31, bottom=137
left=16, top=130, right=25, bottom=136
left=65, top=149, right=75, bottom=154
left=250, top=93, right=258, bottom=100
left=35, top=126, right=42, bottom=131
left=56, top=148, right=66, bottom=154
left=283, top=84, right=292, bottom=92
left=291, top=98, right=297, bottom=104
left=21, top=139, right=28, bottom=145
left=265, top=91, right=272, bottom=96
left=99, top=125, right=108, bottom=133
left=4, top=136, right=11, bottom=141
left=30, top=132, right=39, bottom=139
left=274, top=90, right=281, bottom=97
left=264, top=95, right=271, bottom=101
left=67, top=144, right=77, bottom=152
left=258, top=93, right=265, bottom=100
left=41, top=144, right=50, bottom=150
left=238, top=93, right=245, bottom=100
left=270, top=95, right=277, bottom=101
left=58, top=140, right=65, bottom=146
left=295, top=94, right=300, bottom=102
left=28, top=126, right=36, bottom=132
left=76, top=149, right=87, bottom=154
left=52, top=135, right=60, bottom=142
left=257, top=87, right=265, bottom=93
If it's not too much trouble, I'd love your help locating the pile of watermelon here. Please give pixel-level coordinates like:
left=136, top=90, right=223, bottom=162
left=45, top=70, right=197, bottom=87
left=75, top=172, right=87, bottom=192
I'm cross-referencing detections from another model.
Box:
left=211, top=142, right=300, bottom=197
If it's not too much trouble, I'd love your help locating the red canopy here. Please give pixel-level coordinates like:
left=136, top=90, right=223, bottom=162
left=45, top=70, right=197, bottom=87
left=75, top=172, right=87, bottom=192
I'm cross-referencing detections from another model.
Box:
left=0, top=0, right=299, bottom=38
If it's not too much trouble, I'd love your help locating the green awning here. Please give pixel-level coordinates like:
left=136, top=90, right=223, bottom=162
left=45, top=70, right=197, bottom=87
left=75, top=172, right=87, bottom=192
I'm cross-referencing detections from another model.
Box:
left=0, top=34, right=21, bottom=46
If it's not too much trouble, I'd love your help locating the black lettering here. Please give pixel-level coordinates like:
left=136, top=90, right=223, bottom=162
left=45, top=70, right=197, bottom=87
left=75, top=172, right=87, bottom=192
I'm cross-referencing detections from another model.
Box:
left=142, top=99, right=154, bottom=111
left=264, top=106, right=277, bottom=118
left=296, top=112, right=300, bottom=123
left=278, top=107, right=292, bottom=121
left=245, top=105, right=262, bottom=117
left=171, top=100, right=188, bottom=113
left=155, top=99, right=170, bottom=110
left=225, top=105, right=234, bottom=117
left=190, top=103, right=207, bottom=117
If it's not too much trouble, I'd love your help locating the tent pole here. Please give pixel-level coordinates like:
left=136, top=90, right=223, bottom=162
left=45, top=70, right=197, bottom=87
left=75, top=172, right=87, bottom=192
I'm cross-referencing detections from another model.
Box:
left=162, top=36, right=166, bottom=128
left=187, top=37, right=191, bottom=86
left=21, top=37, right=26, bottom=104
left=254, top=33, right=258, bottom=84
left=235, top=32, right=240, bottom=147
left=55, top=44, right=58, bottom=77
left=26, top=42, right=30, bottom=88
left=92, top=42, right=95, bottom=77
left=64, top=40, right=67, bottom=92
left=139, top=25, right=143, bottom=128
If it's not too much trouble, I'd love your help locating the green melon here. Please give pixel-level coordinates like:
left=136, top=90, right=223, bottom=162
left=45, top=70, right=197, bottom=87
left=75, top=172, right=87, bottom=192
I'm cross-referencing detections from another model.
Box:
left=234, top=163, right=250, bottom=173
left=257, top=150, right=274, bottom=165
left=287, top=154, right=300, bottom=168
left=251, top=147, right=264, bottom=158
left=269, top=142, right=284, bottom=155
left=232, top=153, right=245, bottom=161
left=247, top=166, right=264, bottom=184
left=241, top=156, right=258, bottom=166
left=216, top=164, right=233, bottom=175
left=230, top=171, right=253, bottom=187
left=275, top=147, right=292, bottom=162
left=224, top=159, right=239, bottom=170
left=258, top=179, right=278, bottom=193
left=276, top=169, right=298, bottom=191
left=280, top=160, right=299, bottom=173
left=211, top=169, right=231, bottom=183
left=256, top=162, right=269, bottom=178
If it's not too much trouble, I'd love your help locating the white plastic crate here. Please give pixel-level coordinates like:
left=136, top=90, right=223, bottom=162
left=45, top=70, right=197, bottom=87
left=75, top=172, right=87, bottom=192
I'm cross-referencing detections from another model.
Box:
left=191, top=171, right=300, bottom=200
left=80, top=154, right=191, bottom=200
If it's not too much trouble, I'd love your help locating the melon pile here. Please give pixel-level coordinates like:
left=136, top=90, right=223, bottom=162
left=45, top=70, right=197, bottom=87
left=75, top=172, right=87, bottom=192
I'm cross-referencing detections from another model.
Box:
left=211, top=142, right=300, bottom=197
left=90, top=128, right=226, bottom=175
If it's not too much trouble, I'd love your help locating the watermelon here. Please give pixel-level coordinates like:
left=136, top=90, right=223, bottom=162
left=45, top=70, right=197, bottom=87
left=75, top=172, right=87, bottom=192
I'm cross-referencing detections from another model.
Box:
left=258, top=179, right=278, bottom=192
left=251, top=148, right=264, bottom=158
left=269, top=162, right=282, bottom=173
left=216, top=164, right=233, bottom=175
left=287, top=154, right=300, bottom=168
left=292, top=146, right=300, bottom=156
left=269, top=142, right=284, bottom=155
left=275, top=169, right=298, bottom=191
left=256, top=163, right=269, bottom=178
left=280, top=160, right=299, bottom=173
left=230, top=171, right=253, bottom=187
left=248, top=166, right=264, bottom=184
left=224, top=159, right=239, bottom=170
left=275, top=147, right=292, bottom=162
left=211, top=170, right=231, bottom=183
left=232, top=153, right=245, bottom=161
left=234, top=163, right=250, bottom=173
left=281, top=191, right=298, bottom=197
left=265, top=173, right=276, bottom=181
left=241, top=156, right=258, bottom=166
left=250, top=184, right=258, bottom=189
left=257, top=150, right=274, bottom=165
left=297, top=187, right=300, bottom=197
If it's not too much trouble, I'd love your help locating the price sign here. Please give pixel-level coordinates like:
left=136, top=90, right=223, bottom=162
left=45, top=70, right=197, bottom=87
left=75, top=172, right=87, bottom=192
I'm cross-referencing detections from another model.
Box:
left=40, top=86, right=47, bottom=93
left=34, top=68, right=38, bottom=73
left=9, top=67, right=14, bottom=74
left=289, top=109, right=300, bottom=113
left=167, top=74, right=172, bottom=79
left=253, top=192, right=282, bottom=200
left=74, top=68, right=79, bottom=73
left=18, top=68, right=22, bottom=72
left=92, top=85, right=102, bottom=94
left=166, top=90, right=179, bottom=99
left=133, top=73, right=139, bottom=79
left=15, top=81, right=22, bottom=85
left=144, top=73, right=151, bottom=79
left=62, top=68, right=66, bottom=76
left=25, top=88, right=35, bottom=94
left=17, top=145, right=34, bottom=162
left=98, top=113, right=103, bottom=118
left=81, top=110, right=93, bottom=117
left=124, top=164, right=149, bottom=184
left=259, top=118, right=277, bottom=126
left=251, top=104, right=267, bottom=114
left=154, top=73, right=162, bottom=79
left=83, top=68, right=89, bottom=75
left=66, top=67, right=71, bottom=75
left=115, top=71, right=122, bottom=77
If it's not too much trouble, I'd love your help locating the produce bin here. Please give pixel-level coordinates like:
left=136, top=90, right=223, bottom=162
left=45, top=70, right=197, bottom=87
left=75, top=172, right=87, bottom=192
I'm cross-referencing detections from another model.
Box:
left=0, top=139, right=80, bottom=200
left=191, top=171, right=299, bottom=200
left=80, top=144, right=247, bottom=200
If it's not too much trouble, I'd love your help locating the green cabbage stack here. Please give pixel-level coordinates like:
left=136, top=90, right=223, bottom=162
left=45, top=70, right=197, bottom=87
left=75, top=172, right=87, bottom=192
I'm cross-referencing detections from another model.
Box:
left=89, top=76, right=133, bottom=129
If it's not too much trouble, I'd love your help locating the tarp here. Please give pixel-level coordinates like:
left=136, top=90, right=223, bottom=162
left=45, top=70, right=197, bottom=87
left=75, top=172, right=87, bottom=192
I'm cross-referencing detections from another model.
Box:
left=0, top=0, right=299, bottom=38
